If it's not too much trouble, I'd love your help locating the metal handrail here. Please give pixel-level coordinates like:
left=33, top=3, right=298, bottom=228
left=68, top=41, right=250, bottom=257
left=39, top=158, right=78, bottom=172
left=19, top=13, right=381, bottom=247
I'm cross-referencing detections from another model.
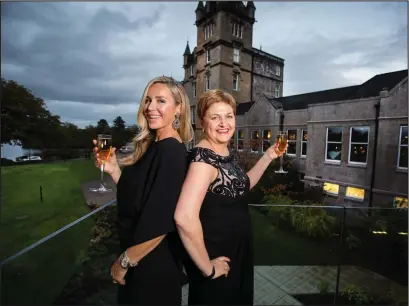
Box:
left=0, top=199, right=116, bottom=267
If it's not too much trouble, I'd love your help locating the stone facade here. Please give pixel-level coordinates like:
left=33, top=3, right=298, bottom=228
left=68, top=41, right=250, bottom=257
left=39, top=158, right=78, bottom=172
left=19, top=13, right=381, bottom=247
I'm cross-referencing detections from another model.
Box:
left=235, top=75, right=408, bottom=208
left=180, top=1, right=407, bottom=208
left=182, top=1, right=284, bottom=146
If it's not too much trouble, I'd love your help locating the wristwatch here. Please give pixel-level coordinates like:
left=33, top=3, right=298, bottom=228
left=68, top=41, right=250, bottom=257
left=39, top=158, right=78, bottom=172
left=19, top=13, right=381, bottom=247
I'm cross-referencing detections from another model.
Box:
left=119, top=250, right=138, bottom=269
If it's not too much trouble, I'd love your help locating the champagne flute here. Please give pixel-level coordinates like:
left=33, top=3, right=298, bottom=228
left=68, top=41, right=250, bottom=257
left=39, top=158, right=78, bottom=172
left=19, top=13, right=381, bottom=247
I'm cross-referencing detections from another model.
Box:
left=90, top=134, right=113, bottom=193
left=275, top=131, right=288, bottom=174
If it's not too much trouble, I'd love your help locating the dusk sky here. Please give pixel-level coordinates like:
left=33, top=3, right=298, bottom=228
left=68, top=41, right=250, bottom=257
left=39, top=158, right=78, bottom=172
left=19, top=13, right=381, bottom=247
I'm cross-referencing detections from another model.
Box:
left=1, top=1, right=407, bottom=128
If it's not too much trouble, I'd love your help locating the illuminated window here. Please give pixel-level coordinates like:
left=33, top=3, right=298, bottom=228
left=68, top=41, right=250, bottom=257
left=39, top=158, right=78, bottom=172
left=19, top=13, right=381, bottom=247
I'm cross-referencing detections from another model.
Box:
left=251, top=130, right=259, bottom=153
left=326, top=127, right=343, bottom=162
left=287, top=129, right=297, bottom=156
left=237, top=129, right=244, bottom=151
left=345, top=186, right=365, bottom=201
left=393, top=197, right=408, bottom=208
left=349, top=126, right=369, bottom=164
left=301, top=129, right=307, bottom=157
left=323, top=182, right=339, bottom=196
left=262, top=130, right=271, bottom=153
left=398, top=126, right=408, bottom=169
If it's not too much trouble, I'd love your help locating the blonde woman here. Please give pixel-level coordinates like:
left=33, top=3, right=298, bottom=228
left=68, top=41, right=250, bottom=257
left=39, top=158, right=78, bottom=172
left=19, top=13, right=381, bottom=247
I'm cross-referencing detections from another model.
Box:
left=174, top=89, right=286, bottom=305
left=93, top=76, right=192, bottom=305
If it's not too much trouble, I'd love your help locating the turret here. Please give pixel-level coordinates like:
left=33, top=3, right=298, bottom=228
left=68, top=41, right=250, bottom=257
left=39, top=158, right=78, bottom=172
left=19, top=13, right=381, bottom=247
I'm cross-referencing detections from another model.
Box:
left=246, top=1, right=256, bottom=19
left=183, top=41, right=191, bottom=68
left=195, top=1, right=205, bottom=23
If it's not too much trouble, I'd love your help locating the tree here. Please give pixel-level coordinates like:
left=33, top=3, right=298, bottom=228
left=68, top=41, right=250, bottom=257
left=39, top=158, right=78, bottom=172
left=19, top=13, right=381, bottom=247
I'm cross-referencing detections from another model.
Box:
left=96, top=119, right=110, bottom=134
left=113, top=116, right=126, bottom=131
left=1, top=78, right=62, bottom=148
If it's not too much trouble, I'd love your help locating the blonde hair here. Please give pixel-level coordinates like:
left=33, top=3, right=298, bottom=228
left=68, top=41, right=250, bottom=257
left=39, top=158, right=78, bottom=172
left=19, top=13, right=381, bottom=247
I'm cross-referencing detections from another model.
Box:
left=197, top=89, right=237, bottom=121
left=120, top=76, right=192, bottom=166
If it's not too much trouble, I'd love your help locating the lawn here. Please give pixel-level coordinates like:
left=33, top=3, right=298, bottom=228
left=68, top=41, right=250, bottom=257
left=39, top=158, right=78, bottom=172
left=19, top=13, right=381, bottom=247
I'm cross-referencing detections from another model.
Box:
left=1, top=159, right=102, bottom=305
left=0, top=159, right=99, bottom=260
left=250, top=207, right=340, bottom=266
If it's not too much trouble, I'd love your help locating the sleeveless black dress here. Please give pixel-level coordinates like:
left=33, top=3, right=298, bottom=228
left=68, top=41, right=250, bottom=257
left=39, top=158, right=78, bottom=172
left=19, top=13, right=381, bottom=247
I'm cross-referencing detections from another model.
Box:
left=183, top=147, right=253, bottom=305
left=115, top=138, right=187, bottom=305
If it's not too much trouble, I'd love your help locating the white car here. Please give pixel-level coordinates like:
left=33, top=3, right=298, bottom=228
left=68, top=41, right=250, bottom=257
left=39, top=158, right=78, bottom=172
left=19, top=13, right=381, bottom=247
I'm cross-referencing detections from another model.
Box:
left=16, top=155, right=42, bottom=162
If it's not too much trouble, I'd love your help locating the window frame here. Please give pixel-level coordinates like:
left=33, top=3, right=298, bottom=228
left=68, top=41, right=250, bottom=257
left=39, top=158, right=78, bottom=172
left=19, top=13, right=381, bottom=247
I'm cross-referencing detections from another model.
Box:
left=237, top=129, right=244, bottom=152
left=229, top=131, right=235, bottom=150
left=232, top=22, right=243, bottom=38
left=192, top=81, right=196, bottom=98
left=204, top=23, right=213, bottom=40
left=275, top=65, right=281, bottom=77
left=206, top=49, right=211, bottom=63
left=190, top=105, right=196, bottom=124
left=393, top=196, right=408, bottom=208
left=323, top=182, right=339, bottom=197
left=262, top=129, right=271, bottom=153
left=325, top=127, right=343, bottom=163
left=275, top=83, right=280, bottom=98
left=233, top=74, right=239, bottom=91
left=345, top=186, right=365, bottom=202
left=286, top=129, right=297, bottom=156
left=397, top=125, right=408, bottom=170
left=204, top=75, right=210, bottom=91
left=301, top=129, right=307, bottom=158
left=233, top=47, right=240, bottom=63
left=348, top=126, right=370, bottom=165
left=250, top=129, right=260, bottom=153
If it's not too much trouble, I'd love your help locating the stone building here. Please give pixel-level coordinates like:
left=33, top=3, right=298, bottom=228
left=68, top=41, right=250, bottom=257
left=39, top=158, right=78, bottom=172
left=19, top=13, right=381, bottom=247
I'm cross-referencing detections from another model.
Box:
left=182, top=1, right=284, bottom=143
left=181, top=1, right=408, bottom=208
left=235, top=69, right=408, bottom=208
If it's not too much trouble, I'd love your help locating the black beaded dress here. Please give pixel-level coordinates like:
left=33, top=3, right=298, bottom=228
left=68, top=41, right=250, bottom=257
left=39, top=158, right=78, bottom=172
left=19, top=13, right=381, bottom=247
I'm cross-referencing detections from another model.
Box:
left=183, top=147, right=253, bottom=305
left=115, top=138, right=187, bottom=305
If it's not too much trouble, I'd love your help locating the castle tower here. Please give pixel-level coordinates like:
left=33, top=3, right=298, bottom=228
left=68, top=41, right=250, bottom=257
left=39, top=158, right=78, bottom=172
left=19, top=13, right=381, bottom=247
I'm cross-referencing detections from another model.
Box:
left=193, top=1, right=256, bottom=104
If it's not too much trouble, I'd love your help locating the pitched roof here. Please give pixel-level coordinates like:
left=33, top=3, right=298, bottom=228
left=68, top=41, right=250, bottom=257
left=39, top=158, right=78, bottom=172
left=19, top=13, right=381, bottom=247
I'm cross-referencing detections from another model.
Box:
left=238, top=69, right=407, bottom=113
left=236, top=101, right=254, bottom=115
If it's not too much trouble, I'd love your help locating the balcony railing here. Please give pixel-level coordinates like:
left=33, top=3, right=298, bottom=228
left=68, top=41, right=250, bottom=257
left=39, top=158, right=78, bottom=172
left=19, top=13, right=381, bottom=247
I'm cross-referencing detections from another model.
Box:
left=1, top=202, right=407, bottom=306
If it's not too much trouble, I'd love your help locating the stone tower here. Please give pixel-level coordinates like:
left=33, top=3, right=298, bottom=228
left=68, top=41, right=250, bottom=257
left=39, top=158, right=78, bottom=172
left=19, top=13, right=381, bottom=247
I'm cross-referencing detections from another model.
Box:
left=193, top=1, right=256, bottom=103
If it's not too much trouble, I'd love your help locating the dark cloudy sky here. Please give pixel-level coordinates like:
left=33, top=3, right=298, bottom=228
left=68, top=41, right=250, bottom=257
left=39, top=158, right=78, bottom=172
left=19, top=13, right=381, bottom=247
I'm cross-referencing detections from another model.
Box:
left=1, top=1, right=407, bottom=128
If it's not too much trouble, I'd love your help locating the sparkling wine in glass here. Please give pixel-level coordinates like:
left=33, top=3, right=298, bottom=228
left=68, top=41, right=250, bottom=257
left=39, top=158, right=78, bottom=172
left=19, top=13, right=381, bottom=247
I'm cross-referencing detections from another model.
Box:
left=275, top=131, right=288, bottom=174
left=90, top=134, right=113, bottom=193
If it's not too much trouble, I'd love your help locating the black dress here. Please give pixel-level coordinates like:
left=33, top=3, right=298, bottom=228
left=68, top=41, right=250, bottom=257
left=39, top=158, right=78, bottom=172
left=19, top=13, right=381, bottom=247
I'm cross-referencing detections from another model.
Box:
left=115, top=138, right=187, bottom=305
left=183, top=147, right=253, bottom=305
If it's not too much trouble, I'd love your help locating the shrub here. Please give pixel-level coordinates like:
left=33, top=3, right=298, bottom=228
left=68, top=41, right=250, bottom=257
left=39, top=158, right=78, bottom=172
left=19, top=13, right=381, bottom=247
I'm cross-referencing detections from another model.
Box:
left=264, top=194, right=336, bottom=239
left=340, top=284, right=374, bottom=305
left=317, top=279, right=331, bottom=294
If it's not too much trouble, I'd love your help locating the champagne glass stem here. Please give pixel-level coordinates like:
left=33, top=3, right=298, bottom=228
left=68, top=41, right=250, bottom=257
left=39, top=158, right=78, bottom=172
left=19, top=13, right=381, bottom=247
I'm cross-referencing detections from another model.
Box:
left=279, top=154, right=284, bottom=171
left=100, top=164, right=105, bottom=188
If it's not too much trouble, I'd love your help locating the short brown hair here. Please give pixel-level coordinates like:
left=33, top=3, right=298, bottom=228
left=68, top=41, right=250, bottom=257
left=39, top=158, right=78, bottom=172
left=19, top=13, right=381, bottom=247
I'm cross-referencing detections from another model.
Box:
left=197, top=89, right=237, bottom=121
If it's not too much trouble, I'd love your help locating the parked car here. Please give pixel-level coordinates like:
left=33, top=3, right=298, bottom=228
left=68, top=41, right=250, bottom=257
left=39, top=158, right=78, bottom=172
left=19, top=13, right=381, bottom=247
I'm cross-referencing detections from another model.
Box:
left=15, top=155, right=42, bottom=162
left=119, top=145, right=134, bottom=154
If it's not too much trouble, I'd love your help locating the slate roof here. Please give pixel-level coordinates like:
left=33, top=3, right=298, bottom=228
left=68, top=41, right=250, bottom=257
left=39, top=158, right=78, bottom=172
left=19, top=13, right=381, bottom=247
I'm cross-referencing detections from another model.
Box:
left=236, top=69, right=408, bottom=114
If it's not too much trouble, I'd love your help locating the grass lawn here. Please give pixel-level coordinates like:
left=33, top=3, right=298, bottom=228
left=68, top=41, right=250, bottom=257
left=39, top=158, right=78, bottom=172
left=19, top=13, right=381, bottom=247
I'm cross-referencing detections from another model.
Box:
left=250, top=207, right=340, bottom=266
left=1, top=159, right=101, bottom=305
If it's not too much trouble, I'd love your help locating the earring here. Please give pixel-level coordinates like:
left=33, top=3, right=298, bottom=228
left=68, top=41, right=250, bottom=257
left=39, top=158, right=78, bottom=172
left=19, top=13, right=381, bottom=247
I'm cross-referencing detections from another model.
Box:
left=172, top=113, right=181, bottom=130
